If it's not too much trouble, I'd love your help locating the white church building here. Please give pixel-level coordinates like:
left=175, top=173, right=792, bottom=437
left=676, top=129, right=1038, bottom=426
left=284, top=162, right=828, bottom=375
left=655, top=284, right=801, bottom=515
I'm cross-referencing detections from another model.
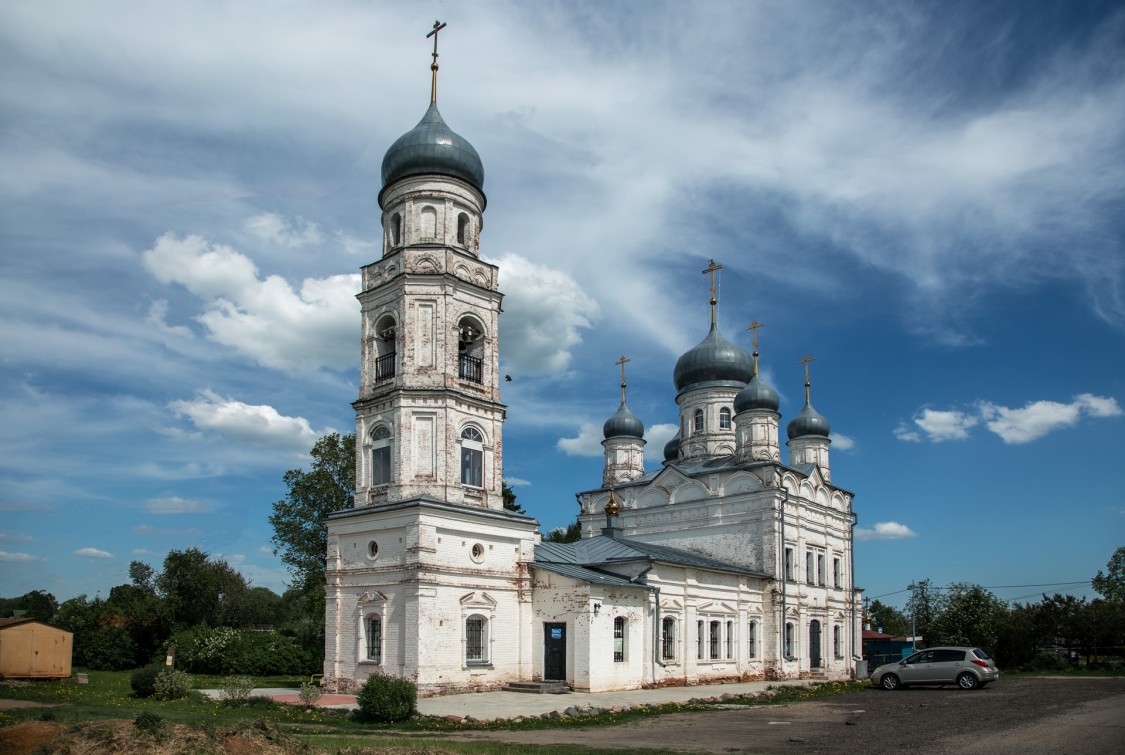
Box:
left=323, top=37, right=862, bottom=696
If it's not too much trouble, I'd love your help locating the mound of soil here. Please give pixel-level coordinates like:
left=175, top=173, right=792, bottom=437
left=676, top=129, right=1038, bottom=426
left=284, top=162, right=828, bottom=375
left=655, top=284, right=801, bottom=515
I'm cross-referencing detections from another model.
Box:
left=0, top=718, right=309, bottom=755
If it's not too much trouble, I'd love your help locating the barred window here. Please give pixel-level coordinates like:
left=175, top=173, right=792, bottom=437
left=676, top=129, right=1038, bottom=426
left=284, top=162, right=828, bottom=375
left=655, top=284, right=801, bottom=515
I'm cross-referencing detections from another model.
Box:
left=661, top=617, right=676, bottom=661
left=367, top=616, right=382, bottom=663
left=613, top=616, right=626, bottom=662
left=709, top=620, right=721, bottom=659
left=466, top=616, right=487, bottom=663
left=747, top=621, right=757, bottom=658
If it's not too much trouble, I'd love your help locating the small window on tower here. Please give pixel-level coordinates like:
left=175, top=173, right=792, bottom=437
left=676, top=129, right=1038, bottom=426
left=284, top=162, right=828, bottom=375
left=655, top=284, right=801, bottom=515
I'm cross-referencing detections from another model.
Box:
left=391, top=213, right=402, bottom=247
left=460, top=427, right=484, bottom=488
left=693, top=409, right=704, bottom=434
left=457, top=212, right=470, bottom=246
left=719, top=407, right=732, bottom=430
left=371, top=425, right=392, bottom=486
left=458, top=318, right=484, bottom=383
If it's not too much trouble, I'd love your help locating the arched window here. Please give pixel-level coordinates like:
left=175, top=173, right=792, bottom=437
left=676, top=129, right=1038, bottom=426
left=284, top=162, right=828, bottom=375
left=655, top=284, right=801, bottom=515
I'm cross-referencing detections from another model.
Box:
left=460, top=426, right=483, bottom=487
left=784, top=622, right=795, bottom=659
left=693, top=409, right=704, bottom=434
left=457, top=212, right=470, bottom=246
left=747, top=620, right=757, bottom=658
left=373, top=315, right=396, bottom=382
left=613, top=616, right=626, bottom=662
left=661, top=617, right=676, bottom=660
left=419, top=205, right=437, bottom=240
left=371, top=425, right=391, bottom=486
left=719, top=407, right=732, bottom=430
left=366, top=615, right=382, bottom=663
left=465, top=614, right=488, bottom=664
left=390, top=213, right=402, bottom=247
left=457, top=317, right=484, bottom=383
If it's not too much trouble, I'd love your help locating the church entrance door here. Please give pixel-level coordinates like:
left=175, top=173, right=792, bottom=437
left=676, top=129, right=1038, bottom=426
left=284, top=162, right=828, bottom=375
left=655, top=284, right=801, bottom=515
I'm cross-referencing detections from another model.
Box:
left=544, top=623, right=566, bottom=681
left=809, top=620, right=822, bottom=668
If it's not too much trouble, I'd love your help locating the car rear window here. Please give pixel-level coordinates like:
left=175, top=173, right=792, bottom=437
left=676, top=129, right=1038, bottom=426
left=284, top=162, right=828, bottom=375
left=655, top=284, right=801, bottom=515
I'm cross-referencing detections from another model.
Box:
left=972, top=648, right=992, bottom=660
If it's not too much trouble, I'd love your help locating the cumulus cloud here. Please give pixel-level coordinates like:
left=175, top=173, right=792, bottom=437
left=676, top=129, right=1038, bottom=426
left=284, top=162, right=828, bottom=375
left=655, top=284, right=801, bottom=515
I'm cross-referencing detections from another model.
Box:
left=503, top=477, right=532, bottom=487
left=643, top=423, right=679, bottom=463
left=74, top=547, right=114, bottom=559
left=0, top=531, right=32, bottom=544
left=142, top=233, right=358, bottom=373
left=0, top=550, right=40, bottom=562
left=145, top=496, right=209, bottom=515
left=168, top=388, right=326, bottom=452
left=898, top=394, right=1121, bottom=444
left=980, top=394, right=1123, bottom=444
left=895, top=409, right=979, bottom=442
left=244, top=212, right=322, bottom=248
left=831, top=433, right=856, bottom=451
left=133, top=524, right=203, bottom=537
left=492, top=253, right=600, bottom=376
left=855, top=522, right=918, bottom=541
left=557, top=423, right=603, bottom=457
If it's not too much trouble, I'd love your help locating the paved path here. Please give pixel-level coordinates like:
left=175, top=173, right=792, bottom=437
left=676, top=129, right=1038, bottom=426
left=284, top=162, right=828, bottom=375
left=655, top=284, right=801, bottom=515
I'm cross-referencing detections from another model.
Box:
left=205, top=679, right=813, bottom=719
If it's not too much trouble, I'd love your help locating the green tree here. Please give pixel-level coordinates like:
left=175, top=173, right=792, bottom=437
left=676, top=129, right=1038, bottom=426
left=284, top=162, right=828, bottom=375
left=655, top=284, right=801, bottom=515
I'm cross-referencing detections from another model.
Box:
left=932, top=582, right=1007, bottom=650
left=502, top=481, right=526, bottom=514
left=0, top=590, right=58, bottom=622
left=54, top=595, right=137, bottom=670
left=156, top=548, right=252, bottom=629
left=543, top=521, right=582, bottom=543
left=906, top=579, right=943, bottom=644
left=270, top=432, right=356, bottom=592
left=868, top=599, right=910, bottom=636
left=1092, top=546, right=1125, bottom=602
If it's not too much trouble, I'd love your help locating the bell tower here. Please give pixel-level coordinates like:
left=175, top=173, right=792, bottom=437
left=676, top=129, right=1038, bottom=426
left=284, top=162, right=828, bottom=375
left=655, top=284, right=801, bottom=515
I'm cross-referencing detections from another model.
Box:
left=353, top=23, right=505, bottom=510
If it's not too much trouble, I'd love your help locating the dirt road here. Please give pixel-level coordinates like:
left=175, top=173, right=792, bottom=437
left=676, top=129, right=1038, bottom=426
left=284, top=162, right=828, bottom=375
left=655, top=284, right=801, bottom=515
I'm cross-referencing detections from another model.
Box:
left=450, top=676, right=1125, bottom=753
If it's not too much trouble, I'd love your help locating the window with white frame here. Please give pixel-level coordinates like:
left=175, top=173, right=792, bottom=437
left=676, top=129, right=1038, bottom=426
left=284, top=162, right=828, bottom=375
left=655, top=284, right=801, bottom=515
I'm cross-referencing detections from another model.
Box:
left=460, top=426, right=484, bottom=487
left=806, top=547, right=826, bottom=585
left=371, top=425, right=392, bottom=486
left=817, top=552, right=826, bottom=586
left=697, top=620, right=705, bottom=660
left=661, top=617, right=676, bottom=661
left=784, top=547, right=795, bottom=581
left=693, top=409, right=704, bottom=434
left=747, top=620, right=757, bottom=658
left=465, top=615, right=488, bottom=664
left=833, top=625, right=842, bottom=658
left=366, top=615, right=382, bottom=663
left=784, top=622, right=795, bottom=659
left=709, top=620, right=721, bottom=659
left=725, top=620, right=734, bottom=658
left=613, top=616, right=626, bottom=662
left=719, top=407, right=732, bottom=429
left=833, top=557, right=841, bottom=588
left=806, top=551, right=815, bottom=583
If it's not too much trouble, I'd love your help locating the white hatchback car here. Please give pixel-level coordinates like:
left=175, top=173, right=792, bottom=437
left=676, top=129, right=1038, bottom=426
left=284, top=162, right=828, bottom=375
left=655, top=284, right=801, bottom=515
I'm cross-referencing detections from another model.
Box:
left=871, top=646, right=999, bottom=690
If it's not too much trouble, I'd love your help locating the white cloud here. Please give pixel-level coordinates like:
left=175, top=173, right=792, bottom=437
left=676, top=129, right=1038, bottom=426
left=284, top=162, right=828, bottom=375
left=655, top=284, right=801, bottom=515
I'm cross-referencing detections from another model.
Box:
left=142, top=233, right=359, bottom=373
left=0, top=531, right=32, bottom=544
left=831, top=433, right=856, bottom=451
left=643, top=423, right=679, bottom=463
left=491, top=253, right=600, bottom=376
left=980, top=394, right=1122, bottom=444
left=168, top=388, right=326, bottom=452
left=134, top=524, right=202, bottom=537
left=896, top=409, right=979, bottom=442
left=145, top=496, right=209, bottom=515
left=244, top=212, right=322, bottom=248
left=74, top=547, right=114, bottom=559
left=0, top=550, right=40, bottom=563
left=131, top=548, right=161, bottom=557
left=855, top=522, right=918, bottom=541
left=557, top=423, right=603, bottom=457
left=503, top=477, right=532, bottom=487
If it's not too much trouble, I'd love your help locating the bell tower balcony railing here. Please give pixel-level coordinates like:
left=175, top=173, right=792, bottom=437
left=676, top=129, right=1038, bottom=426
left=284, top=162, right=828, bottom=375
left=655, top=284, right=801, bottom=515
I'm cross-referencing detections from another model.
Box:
left=458, top=354, right=483, bottom=383
left=374, top=352, right=396, bottom=382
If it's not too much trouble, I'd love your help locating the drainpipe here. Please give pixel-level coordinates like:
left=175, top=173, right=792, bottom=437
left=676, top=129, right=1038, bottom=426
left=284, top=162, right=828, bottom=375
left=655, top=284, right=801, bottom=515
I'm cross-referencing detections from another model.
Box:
left=849, top=508, right=858, bottom=677
left=779, top=479, right=790, bottom=665
left=631, top=561, right=664, bottom=683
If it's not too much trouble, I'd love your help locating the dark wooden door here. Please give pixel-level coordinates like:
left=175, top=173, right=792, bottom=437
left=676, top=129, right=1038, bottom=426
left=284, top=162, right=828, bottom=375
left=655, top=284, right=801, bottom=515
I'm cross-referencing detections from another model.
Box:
left=810, top=620, right=822, bottom=668
left=544, top=623, right=566, bottom=680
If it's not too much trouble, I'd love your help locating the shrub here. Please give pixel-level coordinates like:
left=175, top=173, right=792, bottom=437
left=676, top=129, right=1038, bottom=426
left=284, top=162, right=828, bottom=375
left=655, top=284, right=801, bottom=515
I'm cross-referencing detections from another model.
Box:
left=169, top=625, right=313, bottom=675
left=133, top=711, right=165, bottom=734
left=217, top=675, right=255, bottom=703
left=298, top=681, right=323, bottom=705
left=355, top=674, right=416, bottom=723
left=130, top=663, right=165, bottom=698
left=153, top=669, right=194, bottom=700
left=1021, top=652, right=1071, bottom=672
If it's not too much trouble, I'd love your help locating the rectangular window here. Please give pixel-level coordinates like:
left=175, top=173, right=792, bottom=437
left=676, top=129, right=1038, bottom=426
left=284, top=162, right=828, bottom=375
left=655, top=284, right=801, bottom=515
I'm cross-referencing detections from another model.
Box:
left=817, top=553, right=825, bottom=586
left=833, top=625, right=843, bottom=659
left=709, top=620, right=721, bottom=659
left=367, top=617, right=382, bottom=663
left=833, top=557, right=841, bottom=588
left=372, top=446, right=391, bottom=486
left=784, top=622, right=794, bottom=659
left=613, top=617, right=625, bottom=662
left=806, top=551, right=815, bottom=583
left=725, top=620, right=734, bottom=659
left=461, top=447, right=483, bottom=487
left=662, top=617, right=675, bottom=661
left=466, top=617, right=484, bottom=663
left=784, top=547, right=795, bottom=581
left=697, top=620, right=705, bottom=660
left=747, top=621, right=757, bottom=658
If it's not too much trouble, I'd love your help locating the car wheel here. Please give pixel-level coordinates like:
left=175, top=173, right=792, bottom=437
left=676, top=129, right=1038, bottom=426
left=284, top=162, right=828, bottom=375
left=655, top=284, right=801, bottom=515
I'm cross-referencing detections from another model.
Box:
left=957, top=672, right=979, bottom=690
left=880, top=674, right=900, bottom=691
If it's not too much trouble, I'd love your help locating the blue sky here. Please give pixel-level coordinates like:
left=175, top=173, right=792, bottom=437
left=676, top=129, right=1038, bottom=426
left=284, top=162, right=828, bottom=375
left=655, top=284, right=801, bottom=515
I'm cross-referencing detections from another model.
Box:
left=2, top=1, right=1122, bottom=611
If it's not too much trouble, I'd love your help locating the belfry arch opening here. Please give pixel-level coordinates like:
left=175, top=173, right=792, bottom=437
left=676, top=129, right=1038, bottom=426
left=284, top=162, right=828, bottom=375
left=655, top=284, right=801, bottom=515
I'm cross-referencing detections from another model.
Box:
left=457, top=317, right=484, bottom=383
left=374, top=314, right=397, bottom=382
left=457, top=212, right=471, bottom=247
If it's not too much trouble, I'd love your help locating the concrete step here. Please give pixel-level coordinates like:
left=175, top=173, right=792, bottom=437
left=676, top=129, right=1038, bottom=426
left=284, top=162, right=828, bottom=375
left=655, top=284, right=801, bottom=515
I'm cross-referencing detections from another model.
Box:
left=504, top=681, right=571, bottom=694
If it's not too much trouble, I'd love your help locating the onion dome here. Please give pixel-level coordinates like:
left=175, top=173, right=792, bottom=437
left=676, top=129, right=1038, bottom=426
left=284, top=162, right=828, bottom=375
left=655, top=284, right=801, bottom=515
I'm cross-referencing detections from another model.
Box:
left=603, top=402, right=645, bottom=439
left=381, top=102, right=484, bottom=193
left=663, top=431, right=681, bottom=462
left=787, top=402, right=831, bottom=439
left=673, top=324, right=754, bottom=393
left=734, top=373, right=780, bottom=414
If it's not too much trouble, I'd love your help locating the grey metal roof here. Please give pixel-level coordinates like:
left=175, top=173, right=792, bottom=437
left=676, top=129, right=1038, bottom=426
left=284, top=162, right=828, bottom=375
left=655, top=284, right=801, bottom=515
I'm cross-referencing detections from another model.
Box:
left=531, top=562, right=651, bottom=589
left=734, top=373, right=780, bottom=413
left=672, top=323, right=753, bottom=393
left=603, top=401, right=644, bottom=439
left=381, top=102, right=484, bottom=192
left=662, top=430, right=680, bottom=461
left=787, top=401, right=831, bottom=439
left=534, top=534, right=768, bottom=579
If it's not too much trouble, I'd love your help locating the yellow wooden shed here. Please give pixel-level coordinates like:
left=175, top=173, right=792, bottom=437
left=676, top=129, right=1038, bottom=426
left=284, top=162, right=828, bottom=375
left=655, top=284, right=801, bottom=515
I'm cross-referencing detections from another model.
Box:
left=0, top=618, right=73, bottom=679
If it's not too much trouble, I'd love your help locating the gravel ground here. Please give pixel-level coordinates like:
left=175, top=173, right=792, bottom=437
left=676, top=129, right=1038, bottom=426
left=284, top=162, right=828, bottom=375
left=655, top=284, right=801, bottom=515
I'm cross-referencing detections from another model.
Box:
left=449, top=676, right=1125, bottom=753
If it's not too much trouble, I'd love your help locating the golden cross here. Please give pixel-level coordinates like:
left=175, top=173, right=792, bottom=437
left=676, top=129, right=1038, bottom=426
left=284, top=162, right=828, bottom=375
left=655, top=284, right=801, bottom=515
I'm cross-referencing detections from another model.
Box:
left=746, top=321, right=765, bottom=374
left=702, top=259, right=723, bottom=325
left=615, top=355, right=631, bottom=402
left=427, top=20, right=447, bottom=103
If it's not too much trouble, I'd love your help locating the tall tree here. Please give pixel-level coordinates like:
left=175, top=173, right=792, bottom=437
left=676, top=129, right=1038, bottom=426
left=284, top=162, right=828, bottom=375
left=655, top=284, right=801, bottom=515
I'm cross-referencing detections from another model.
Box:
left=1092, top=546, right=1125, bottom=602
left=502, top=481, right=525, bottom=514
left=932, top=582, right=1006, bottom=649
left=270, top=432, right=356, bottom=592
left=543, top=521, right=582, bottom=543
left=906, top=579, right=943, bottom=643
left=868, top=599, right=910, bottom=636
left=156, top=548, right=251, bottom=628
